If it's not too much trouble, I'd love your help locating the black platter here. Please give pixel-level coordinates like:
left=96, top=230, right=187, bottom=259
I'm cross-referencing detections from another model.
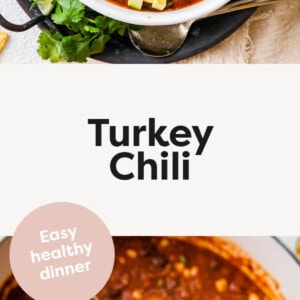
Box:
left=16, top=0, right=256, bottom=63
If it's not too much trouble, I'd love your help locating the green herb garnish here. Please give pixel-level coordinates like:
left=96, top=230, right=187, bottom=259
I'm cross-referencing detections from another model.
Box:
left=157, top=278, right=164, bottom=286
left=33, top=0, right=135, bottom=63
left=179, top=255, right=187, bottom=265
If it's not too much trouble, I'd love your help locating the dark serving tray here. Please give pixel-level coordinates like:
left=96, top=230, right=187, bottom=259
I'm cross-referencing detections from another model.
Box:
left=16, top=0, right=256, bottom=63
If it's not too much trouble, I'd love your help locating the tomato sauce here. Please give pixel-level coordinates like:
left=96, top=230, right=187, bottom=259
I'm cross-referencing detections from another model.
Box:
left=106, top=0, right=203, bottom=11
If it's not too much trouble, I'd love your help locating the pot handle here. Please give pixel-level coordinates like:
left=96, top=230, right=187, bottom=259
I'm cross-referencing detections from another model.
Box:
left=0, top=14, right=46, bottom=32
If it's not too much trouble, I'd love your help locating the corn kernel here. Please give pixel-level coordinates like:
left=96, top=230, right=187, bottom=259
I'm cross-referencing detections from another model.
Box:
left=248, top=293, right=260, bottom=300
left=160, top=238, right=170, bottom=248
left=132, top=289, right=142, bottom=299
left=183, top=268, right=190, bottom=278
left=215, top=278, right=228, bottom=293
left=174, top=262, right=185, bottom=272
left=118, top=256, right=126, bottom=265
left=190, top=266, right=199, bottom=276
left=126, top=249, right=137, bottom=259
left=121, top=274, right=129, bottom=285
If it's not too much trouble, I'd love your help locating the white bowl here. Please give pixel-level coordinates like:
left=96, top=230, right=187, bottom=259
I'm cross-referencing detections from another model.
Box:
left=227, top=237, right=300, bottom=300
left=80, top=0, right=231, bottom=26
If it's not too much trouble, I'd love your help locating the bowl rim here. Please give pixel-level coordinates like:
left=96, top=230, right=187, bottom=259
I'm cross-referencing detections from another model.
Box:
left=79, top=0, right=231, bottom=26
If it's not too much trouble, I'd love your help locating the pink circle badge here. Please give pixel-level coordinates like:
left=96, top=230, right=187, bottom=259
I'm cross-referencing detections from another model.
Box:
left=9, top=202, right=115, bottom=300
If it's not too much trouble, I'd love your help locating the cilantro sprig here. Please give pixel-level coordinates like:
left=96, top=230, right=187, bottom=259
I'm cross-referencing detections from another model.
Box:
left=33, top=0, right=135, bottom=63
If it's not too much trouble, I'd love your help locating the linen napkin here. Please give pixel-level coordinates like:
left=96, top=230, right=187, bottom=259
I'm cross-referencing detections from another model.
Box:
left=178, top=0, right=300, bottom=63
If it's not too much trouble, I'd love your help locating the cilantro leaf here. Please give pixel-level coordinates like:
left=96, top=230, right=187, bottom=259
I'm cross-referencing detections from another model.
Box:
left=108, top=19, right=129, bottom=35
left=60, top=33, right=92, bottom=63
left=37, top=30, right=63, bottom=63
left=89, top=34, right=111, bottom=55
left=51, top=0, right=85, bottom=26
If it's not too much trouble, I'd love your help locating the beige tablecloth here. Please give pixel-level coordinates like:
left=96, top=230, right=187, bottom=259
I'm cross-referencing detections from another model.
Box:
left=178, top=0, right=300, bottom=63
left=0, top=0, right=299, bottom=63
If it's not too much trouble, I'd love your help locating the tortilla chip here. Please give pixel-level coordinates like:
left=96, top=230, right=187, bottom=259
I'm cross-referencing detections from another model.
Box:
left=0, top=30, right=8, bottom=52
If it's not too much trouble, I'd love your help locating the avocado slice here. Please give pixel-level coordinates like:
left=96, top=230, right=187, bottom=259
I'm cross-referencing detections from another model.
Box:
left=128, top=0, right=143, bottom=10
left=152, top=0, right=166, bottom=10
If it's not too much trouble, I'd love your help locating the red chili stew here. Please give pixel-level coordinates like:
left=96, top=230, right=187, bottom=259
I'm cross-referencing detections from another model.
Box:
left=0, top=237, right=278, bottom=300
left=96, top=237, right=269, bottom=300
